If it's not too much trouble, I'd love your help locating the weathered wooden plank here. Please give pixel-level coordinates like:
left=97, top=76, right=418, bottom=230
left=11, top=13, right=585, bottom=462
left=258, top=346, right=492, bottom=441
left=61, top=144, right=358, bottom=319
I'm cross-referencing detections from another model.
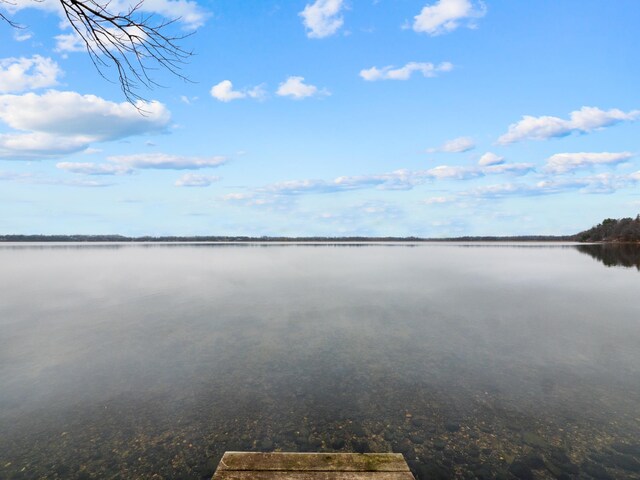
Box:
left=213, top=472, right=416, bottom=480
left=216, top=452, right=410, bottom=472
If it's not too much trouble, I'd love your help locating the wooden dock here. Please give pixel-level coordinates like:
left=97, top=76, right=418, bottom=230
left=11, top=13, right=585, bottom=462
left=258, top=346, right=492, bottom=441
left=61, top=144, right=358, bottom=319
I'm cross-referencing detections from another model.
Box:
left=212, top=452, right=416, bottom=479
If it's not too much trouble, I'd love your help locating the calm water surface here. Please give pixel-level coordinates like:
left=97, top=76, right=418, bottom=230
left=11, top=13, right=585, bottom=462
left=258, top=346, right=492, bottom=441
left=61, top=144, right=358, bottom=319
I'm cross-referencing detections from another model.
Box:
left=1, top=243, right=639, bottom=480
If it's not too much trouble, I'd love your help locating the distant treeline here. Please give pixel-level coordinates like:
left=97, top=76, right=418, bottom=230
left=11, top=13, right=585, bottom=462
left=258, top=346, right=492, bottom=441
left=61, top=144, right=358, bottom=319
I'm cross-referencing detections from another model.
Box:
left=2, top=217, right=640, bottom=243
left=0, top=234, right=572, bottom=243
left=576, top=215, right=640, bottom=243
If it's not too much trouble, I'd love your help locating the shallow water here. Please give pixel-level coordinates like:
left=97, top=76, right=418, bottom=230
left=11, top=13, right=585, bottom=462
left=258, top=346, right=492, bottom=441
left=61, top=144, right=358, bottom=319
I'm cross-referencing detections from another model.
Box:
left=0, top=243, right=639, bottom=480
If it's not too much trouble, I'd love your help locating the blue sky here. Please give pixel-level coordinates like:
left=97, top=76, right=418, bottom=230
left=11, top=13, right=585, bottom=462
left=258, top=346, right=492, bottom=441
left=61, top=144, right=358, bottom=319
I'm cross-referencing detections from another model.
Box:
left=0, top=0, right=639, bottom=236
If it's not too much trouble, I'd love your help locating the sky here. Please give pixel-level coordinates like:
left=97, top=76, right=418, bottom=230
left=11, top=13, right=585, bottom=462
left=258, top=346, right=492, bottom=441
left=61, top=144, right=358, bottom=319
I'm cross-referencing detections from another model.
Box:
left=0, top=0, right=639, bottom=237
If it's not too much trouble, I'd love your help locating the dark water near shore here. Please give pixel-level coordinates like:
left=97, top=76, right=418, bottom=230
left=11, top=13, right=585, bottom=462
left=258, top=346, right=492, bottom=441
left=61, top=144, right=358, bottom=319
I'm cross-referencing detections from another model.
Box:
left=1, top=243, right=639, bottom=480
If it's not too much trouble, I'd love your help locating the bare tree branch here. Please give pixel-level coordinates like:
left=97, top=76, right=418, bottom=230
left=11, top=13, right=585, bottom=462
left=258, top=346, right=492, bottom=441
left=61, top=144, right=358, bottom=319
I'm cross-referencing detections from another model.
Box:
left=1, top=0, right=23, bottom=28
left=2, top=0, right=194, bottom=109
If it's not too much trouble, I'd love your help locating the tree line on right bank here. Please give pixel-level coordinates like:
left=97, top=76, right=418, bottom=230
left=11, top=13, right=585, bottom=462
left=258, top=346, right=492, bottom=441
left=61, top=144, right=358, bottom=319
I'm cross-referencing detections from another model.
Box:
left=576, top=215, right=640, bottom=243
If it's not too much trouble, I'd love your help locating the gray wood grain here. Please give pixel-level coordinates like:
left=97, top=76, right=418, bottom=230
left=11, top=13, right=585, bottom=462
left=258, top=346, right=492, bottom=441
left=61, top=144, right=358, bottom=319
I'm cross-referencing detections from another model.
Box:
left=211, top=452, right=416, bottom=480
left=213, top=471, right=416, bottom=480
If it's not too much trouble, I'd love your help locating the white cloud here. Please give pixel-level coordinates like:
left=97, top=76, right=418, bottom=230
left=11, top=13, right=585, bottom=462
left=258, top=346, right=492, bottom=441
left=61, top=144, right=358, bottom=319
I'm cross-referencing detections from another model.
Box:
left=0, top=132, right=91, bottom=158
left=82, top=148, right=102, bottom=155
left=426, top=161, right=533, bottom=180
left=276, top=76, right=329, bottom=99
left=56, top=162, right=133, bottom=175
left=0, top=169, right=112, bottom=187
left=0, top=90, right=169, bottom=138
left=222, top=191, right=293, bottom=209
left=0, top=171, right=30, bottom=182
left=0, top=56, right=62, bottom=93
left=0, top=90, right=170, bottom=158
left=299, top=0, right=345, bottom=39
left=263, top=169, right=425, bottom=195
left=56, top=154, right=226, bottom=177
left=481, top=163, right=533, bottom=175
left=223, top=172, right=419, bottom=205
left=55, top=25, right=152, bottom=57
left=465, top=172, right=640, bottom=199
left=466, top=182, right=541, bottom=198
left=175, top=173, right=221, bottom=187
left=313, top=201, right=406, bottom=235
left=0, top=0, right=60, bottom=15
left=53, top=178, right=113, bottom=187
left=108, top=153, right=226, bottom=170
left=265, top=179, right=328, bottom=194
left=222, top=192, right=255, bottom=202
left=361, top=202, right=400, bottom=216
left=569, top=106, right=637, bottom=131
left=33, top=177, right=114, bottom=187
left=3, top=0, right=207, bottom=30
left=467, top=180, right=596, bottom=198
left=210, top=80, right=266, bottom=102
left=544, top=152, right=634, bottom=174
left=130, top=0, right=208, bottom=29
left=360, top=61, right=453, bottom=81
left=247, top=84, right=267, bottom=100
left=54, top=33, right=85, bottom=53
left=347, top=169, right=424, bottom=190
left=423, top=196, right=451, bottom=204
left=413, top=0, right=486, bottom=36
left=478, top=152, right=504, bottom=166
left=498, top=106, right=640, bottom=144
left=224, top=160, right=535, bottom=207
left=210, top=80, right=246, bottom=102
left=427, top=136, right=475, bottom=153
left=13, top=31, right=33, bottom=42
left=426, top=165, right=483, bottom=180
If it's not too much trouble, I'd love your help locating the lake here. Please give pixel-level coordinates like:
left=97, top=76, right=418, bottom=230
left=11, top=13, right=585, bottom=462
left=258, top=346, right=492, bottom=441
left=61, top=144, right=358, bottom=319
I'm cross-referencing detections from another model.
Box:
left=1, top=243, right=639, bottom=480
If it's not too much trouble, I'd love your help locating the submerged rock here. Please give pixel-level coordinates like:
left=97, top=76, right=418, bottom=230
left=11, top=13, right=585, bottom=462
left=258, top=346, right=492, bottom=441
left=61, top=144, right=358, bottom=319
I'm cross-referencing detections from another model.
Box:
left=508, top=460, right=534, bottom=480
left=521, top=453, right=545, bottom=470
left=472, top=463, right=493, bottom=479
left=610, top=453, right=640, bottom=472
left=259, top=439, right=273, bottom=451
left=352, top=439, right=370, bottom=453
left=432, top=439, right=446, bottom=451
left=581, top=461, right=614, bottom=480
left=414, top=462, right=453, bottom=480
left=330, top=438, right=345, bottom=450
left=444, top=422, right=460, bottom=433
left=467, top=446, right=480, bottom=458
left=611, top=443, right=640, bottom=457
left=545, top=448, right=579, bottom=475
left=521, top=431, right=548, bottom=449
left=411, top=417, right=426, bottom=428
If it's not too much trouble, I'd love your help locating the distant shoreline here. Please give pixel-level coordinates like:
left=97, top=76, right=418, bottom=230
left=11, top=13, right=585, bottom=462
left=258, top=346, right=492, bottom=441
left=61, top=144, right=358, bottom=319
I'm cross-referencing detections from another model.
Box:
left=1, top=235, right=639, bottom=244
left=0, top=234, right=578, bottom=243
